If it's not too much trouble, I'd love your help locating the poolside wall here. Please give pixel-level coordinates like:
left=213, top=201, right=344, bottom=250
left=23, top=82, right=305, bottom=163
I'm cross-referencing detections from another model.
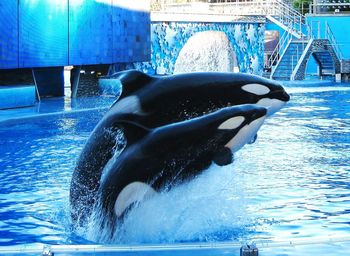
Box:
left=122, top=18, right=265, bottom=76
left=306, top=15, right=350, bottom=59
left=0, top=0, right=151, bottom=69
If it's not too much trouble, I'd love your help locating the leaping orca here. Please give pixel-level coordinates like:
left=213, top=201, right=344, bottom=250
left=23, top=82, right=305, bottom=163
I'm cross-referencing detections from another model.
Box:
left=70, top=70, right=289, bottom=225
left=95, top=104, right=267, bottom=228
left=111, top=70, right=289, bottom=121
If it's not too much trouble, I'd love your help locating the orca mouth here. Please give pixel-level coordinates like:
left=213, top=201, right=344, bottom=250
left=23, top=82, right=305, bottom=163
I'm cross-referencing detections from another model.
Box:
left=281, top=90, right=290, bottom=101
left=270, top=90, right=290, bottom=102
left=256, top=98, right=287, bottom=116
left=250, top=107, right=267, bottom=120
left=225, top=116, right=266, bottom=152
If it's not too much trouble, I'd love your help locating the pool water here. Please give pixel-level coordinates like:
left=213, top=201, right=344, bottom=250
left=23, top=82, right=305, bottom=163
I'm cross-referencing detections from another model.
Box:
left=0, top=82, right=349, bottom=253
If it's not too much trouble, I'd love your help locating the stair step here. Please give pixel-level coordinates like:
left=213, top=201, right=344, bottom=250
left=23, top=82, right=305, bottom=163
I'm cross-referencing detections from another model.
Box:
left=317, top=59, right=333, bottom=62
left=275, top=65, right=295, bottom=69
left=321, top=63, right=334, bottom=67
left=275, top=66, right=294, bottom=70
left=272, top=76, right=290, bottom=81
left=275, top=68, right=293, bottom=71
left=262, top=72, right=271, bottom=78
left=274, top=72, right=293, bottom=76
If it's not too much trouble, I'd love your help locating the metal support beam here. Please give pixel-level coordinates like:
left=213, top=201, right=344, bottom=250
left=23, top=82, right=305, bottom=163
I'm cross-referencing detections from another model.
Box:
left=31, top=68, right=41, bottom=102
left=70, top=65, right=81, bottom=98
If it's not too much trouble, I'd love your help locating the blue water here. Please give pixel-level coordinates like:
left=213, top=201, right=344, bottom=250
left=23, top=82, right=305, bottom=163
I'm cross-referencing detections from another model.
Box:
left=0, top=82, right=349, bottom=249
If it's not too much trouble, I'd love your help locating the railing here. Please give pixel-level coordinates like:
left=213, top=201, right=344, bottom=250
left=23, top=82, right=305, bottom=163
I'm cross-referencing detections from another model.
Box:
left=308, top=2, right=350, bottom=15
left=306, top=20, right=343, bottom=59
left=307, top=20, right=321, bottom=39
left=290, top=38, right=314, bottom=80
left=325, top=21, right=344, bottom=60
left=263, top=0, right=305, bottom=37
left=265, top=29, right=293, bottom=70
left=154, top=0, right=305, bottom=38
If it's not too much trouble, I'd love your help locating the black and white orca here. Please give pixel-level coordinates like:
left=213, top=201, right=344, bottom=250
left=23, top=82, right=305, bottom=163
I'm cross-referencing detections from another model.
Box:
left=110, top=70, right=290, bottom=122
left=70, top=70, right=289, bottom=225
left=96, top=104, right=267, bottom=227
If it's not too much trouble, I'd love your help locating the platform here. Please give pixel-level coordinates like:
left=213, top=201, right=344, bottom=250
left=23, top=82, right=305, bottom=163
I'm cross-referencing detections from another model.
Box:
left=0, top=85, right=36, bottom=110
left=1, top=236, right=350, bottom=256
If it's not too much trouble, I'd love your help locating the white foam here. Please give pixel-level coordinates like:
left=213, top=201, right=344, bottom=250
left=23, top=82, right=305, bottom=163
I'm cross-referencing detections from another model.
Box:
left=84, top=163, right=252, bottom=244
left=286, top=86, right=350, bottom=94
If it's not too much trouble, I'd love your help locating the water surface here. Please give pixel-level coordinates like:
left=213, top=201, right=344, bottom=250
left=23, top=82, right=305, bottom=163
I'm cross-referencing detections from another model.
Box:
left=0, top=82, right=349, bottom=249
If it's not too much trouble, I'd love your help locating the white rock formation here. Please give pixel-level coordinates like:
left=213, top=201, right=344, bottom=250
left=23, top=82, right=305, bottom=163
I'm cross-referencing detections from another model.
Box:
left=174, top=31, right=239, bottom=74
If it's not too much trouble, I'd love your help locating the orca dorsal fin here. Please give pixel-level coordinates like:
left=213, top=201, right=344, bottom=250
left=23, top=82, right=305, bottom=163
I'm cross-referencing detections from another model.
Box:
left=213, top=147, right=234, bottom=166
left=117, top=120, right=151, bottom=145
left=111, top=70, right=154, bottom=100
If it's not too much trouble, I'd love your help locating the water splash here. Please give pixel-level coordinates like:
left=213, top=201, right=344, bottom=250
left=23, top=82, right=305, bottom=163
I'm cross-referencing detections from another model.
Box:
left=83, top=161, right=254, bottom=244
left=100, top=127, right=126, bottom=183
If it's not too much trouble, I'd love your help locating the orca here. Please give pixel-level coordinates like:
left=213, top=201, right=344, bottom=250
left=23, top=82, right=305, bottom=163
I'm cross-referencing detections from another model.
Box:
left=70, top=70, right=288, bottom=224
left=96, top=104, right=267, bottom=228
left=110, top=70, right=290, bottom=121
left=99, top=70, right=289, bottom=168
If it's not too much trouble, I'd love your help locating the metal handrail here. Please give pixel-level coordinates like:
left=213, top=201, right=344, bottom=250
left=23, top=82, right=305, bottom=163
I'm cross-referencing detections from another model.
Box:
left=268, top=0, right=305, bottom=37
left=263, top=0, right=308, bottom=70
left=265, top=29, right=293, bottom=69
left=306, top=20, right=343, bottom=59
left=325, top=21, right=343, bottom=60
left=308, top=2, right=350, bottom=14
left=290, top=38, right=314, bottom=80
left=156, top=0, right=306, bottom=38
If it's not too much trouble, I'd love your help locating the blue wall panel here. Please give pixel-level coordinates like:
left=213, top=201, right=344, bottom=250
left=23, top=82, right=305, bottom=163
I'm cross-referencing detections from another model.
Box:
left=112, top=4, right=150, bottom=63
left=69, top=0, right=113, bottom=65
left=0, top=0, right=18, bottom=69
left=18, top=0, right=68, bottom=68
left=0, top=85, right=36, bottom=109
left=0, top=1, right=150, bottom=69
left=132, top=21, right=264, bottom=76
left=307, top=15, right=350, bottom=59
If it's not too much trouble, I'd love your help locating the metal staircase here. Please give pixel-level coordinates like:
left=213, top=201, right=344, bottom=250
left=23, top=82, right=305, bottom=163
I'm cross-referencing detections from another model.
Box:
left=270, top=39, right=308, bottom=80
left=262, top=0, right=305, bottom=39
left=290, top=23, right=343, bottom=80
left=313, top=51, right=337, bottom=75
left=268, top=19, right=342, bottom=80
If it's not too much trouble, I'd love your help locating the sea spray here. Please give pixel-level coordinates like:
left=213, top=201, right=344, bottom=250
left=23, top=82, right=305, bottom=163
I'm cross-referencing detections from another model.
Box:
left=84, top=161, right=253, bottom=244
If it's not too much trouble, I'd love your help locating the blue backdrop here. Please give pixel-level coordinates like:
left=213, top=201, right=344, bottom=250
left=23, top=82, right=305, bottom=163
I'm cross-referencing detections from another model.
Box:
left=0, top=0, right=150, bottom=69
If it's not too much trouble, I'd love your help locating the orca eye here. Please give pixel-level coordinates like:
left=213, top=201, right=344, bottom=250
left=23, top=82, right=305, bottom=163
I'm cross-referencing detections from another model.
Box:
left=242, top=84, right=270, bottom=95
left=218, top=116, right=245, bottom=130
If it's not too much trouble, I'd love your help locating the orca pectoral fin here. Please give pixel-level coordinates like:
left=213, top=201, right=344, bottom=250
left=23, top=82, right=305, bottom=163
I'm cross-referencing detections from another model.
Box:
left=114, top=182, right=157, bottom=218
left=213, top=147, right=234, bottom=166
left=117, top=120, right=151, bottom=145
